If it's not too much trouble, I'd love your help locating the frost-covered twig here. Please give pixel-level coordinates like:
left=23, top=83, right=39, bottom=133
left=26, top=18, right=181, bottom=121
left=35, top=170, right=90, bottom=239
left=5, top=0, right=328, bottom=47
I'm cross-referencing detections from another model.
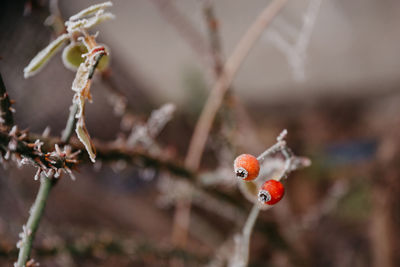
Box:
left=0, top=126, right=194, bottom=180
left=15, top=103, right=79, bottom=267
left=127, top=103, right=176, bottom=149
left=15, top=175, right=53, bottom=267
left=0, top=73, right=14, bottom=128
left=229, top=204, right=260, bottom=267
left=299, top=179, right=349, bottom=229
left=0, top=128, right=78, bottom=180
left=264, top=0, right=323, bottom=81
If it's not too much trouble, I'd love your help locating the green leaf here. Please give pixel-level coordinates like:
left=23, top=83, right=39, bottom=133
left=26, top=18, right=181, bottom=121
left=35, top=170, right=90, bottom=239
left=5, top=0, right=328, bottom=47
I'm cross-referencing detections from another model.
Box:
left=24, top=34, right=69, bottom=78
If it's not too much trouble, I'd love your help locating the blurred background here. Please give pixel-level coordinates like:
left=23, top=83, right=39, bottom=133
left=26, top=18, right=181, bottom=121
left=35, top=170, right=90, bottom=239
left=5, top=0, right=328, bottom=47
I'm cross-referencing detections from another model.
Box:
left=1, top=0, right=400, bottom=266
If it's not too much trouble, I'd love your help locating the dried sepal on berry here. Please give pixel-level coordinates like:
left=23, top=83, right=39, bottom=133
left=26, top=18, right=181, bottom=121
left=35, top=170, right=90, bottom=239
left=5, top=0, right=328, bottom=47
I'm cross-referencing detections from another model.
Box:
left=234, top=154, right=260, bottom=181
left=258, top=179, right=285, bottom=205
left=23, top=33, right=69, bottom=78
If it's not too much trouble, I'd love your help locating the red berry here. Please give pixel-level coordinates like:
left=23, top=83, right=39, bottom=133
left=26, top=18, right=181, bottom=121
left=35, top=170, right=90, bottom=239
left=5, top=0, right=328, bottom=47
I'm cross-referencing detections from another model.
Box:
left=258, top=180, right=285, bottom=205
left=234, top=154, right=260, bottom=181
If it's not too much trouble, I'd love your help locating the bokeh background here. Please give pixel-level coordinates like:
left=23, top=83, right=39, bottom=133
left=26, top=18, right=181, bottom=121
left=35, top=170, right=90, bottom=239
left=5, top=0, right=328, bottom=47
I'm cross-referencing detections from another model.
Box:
left=1, top=0, right=400, bottom=266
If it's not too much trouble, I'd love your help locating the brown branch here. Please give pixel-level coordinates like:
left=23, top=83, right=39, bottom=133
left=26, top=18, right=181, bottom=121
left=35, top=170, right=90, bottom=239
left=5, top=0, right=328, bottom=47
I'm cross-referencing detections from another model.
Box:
left=185, top=0, right=288, bottom=171
left=0, top=128, right=193, bottom=179
left=171, top=0, right=288, bottom=250
left=202, top=0, right=224, bottom=76
left=0, top=73, right=14, bottom=128
left=0, top=235, right=207, bottom=264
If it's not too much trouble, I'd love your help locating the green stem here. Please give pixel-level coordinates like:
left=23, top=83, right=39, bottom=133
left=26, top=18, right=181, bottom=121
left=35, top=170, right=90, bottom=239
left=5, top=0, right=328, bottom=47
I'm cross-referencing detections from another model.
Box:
left=16, top=175, right=53, bottom=267
left=16, top=103, right=78, bottom=267
left=61, top=103, right=78, bottom=142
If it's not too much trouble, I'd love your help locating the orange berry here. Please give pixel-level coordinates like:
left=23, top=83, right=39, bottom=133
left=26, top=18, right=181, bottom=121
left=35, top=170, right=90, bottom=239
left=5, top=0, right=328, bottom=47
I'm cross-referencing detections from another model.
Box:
left=258, top=180, right=285, bottom=205
left=234, top=154, right=260, bottom=181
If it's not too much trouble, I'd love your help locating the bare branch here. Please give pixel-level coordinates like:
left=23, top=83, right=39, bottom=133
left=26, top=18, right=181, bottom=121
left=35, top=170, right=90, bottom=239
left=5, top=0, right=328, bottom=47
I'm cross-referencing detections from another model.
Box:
left=0, top=73, right=14, bottom=128
left=185, top=0, right=289, bottom=171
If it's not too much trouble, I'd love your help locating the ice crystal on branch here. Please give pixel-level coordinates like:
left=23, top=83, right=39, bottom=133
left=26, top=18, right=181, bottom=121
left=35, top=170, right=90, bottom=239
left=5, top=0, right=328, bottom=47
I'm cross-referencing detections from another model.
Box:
left=127, top=103, right=176, bottom=149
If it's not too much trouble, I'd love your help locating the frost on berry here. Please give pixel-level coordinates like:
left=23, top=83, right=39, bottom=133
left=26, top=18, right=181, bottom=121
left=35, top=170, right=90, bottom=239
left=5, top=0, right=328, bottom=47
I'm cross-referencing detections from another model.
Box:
left=235, top=130, right=311, bottom=210
left=234, top=154, right=260, bottom=181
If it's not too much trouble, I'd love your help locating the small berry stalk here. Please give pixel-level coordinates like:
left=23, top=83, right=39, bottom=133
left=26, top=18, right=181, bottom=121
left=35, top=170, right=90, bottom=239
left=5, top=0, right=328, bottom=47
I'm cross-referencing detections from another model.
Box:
left=234, top=130, right=310, bottom=207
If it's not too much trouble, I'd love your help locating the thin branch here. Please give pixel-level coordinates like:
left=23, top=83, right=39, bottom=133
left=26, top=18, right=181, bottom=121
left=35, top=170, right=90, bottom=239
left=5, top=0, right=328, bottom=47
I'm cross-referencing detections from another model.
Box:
left=15, top=102, right=78, bottom=267
left=4, top=234, right=208, bottom=264
left=0, top=73, right=14, bottom=128
left=229, top=204, right=260, bottom=267
left=185, top=0, right=288, bottom=171
left=15, top=173, right=54, bottom=267
left=61, top=103, right=78, bottom=142
left=0, top=127, right=194, bottom=179
left=202, top=0, right=224, bottom=76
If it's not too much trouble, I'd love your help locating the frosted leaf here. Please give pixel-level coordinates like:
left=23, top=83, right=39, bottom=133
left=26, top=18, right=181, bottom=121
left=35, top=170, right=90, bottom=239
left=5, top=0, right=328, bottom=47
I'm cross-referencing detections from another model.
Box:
left=73, top=94, right=85, bottom=123
left=65, top=19, right=88, bottom=33
left=82, top=12, right=115, bottom=29
left=66, top=12, right=115, bottom=32
left=24, top=33, right=69, bottom=78
left=75, top=117, right=96, bottom=162
left=71, top=63, right=89, bottom=92
left=68, top=1, right=113, bottom=21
